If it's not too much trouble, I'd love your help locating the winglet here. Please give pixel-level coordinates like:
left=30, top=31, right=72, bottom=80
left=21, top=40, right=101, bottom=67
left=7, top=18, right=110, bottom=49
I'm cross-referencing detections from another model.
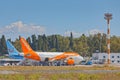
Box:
left=20, top=37, right=41, bottom=61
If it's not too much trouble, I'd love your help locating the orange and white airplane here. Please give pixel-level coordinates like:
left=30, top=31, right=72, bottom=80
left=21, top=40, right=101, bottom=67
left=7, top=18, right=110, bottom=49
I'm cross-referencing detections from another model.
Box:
left=20, top=37, right=83, bottom=65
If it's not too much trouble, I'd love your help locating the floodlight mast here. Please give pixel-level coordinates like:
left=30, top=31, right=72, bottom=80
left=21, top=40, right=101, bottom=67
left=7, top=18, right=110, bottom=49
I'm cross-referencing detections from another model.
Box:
left=104, top=13, right=112, bottom=64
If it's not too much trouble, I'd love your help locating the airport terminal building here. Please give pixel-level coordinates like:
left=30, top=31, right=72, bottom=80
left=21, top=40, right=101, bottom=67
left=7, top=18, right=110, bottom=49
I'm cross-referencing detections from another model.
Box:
left=92, top=53, right=120, bottom=64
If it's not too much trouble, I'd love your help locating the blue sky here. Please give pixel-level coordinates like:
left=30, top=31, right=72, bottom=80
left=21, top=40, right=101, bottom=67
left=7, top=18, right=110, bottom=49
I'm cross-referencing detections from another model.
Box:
left=0, top=0, right=120, bottom=39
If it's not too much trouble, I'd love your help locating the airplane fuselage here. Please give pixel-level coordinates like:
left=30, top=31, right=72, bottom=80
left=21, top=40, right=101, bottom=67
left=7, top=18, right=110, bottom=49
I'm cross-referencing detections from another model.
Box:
left=36, top=52, right=83, bottom=65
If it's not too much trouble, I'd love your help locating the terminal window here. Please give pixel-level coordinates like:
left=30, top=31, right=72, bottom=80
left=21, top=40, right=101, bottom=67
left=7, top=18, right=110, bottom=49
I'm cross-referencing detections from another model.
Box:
left=112, top=56, right=114, bottom=58
left=103, top=56, right=106, bottom=58
left=112, top=61, right=114, bottom=63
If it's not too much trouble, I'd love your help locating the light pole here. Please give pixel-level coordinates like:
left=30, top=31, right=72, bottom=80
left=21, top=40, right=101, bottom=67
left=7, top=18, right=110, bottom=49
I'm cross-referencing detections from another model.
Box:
left=104, top=13, right=112, bottom=64
left=99, top=33, right=103, bottom=53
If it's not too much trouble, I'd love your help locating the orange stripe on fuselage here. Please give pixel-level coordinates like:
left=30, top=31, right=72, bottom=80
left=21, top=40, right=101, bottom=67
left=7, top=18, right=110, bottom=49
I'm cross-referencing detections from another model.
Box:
left=63, top=52, right=79, bottom=56
left=20, top=37, right=41, bottom=61
left=50, top=52, right=79, bottom=61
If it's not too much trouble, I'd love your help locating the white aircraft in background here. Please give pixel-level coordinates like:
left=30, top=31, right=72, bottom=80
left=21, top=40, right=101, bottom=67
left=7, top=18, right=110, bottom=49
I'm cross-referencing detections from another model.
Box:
left=20, top=37, right=84, bottom=65
left=0, top=40, right=24, bottom=66
left=6, top=40, right=24, bottom=59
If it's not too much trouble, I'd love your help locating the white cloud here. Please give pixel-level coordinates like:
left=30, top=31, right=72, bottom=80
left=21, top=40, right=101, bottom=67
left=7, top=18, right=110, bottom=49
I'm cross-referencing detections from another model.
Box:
left=64, top=29, right=105, bottom=38
left=64, top=31, right=82, bottom=38
left=0, top=21, right=46, bottom=40
left=88, top=29, right=104, bottom=35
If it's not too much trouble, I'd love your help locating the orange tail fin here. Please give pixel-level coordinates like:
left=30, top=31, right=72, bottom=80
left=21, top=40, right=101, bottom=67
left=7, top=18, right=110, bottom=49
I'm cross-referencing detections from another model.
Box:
left=20, top=37, right=40, bottom=61
left=20, top=37, right=33, bottom=53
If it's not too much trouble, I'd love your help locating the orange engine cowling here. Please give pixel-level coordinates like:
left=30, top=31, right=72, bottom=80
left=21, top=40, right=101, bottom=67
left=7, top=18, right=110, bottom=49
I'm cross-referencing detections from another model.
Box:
left=67, top=58, right=74, bottom=65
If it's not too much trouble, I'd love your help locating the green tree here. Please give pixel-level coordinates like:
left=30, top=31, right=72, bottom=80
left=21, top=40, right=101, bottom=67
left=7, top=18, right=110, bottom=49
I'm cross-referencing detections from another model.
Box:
left=73, top=34, right=89, bottom=56
left=69, top=32, right=73, bottom=51
left=26, top=37, right=32, bottom=48
left=37, top=35, right=43, bottom=51
left=42, top=34, right=48, bottom=51
left=101, top=33, right=107, bottom=52
left=87, top=35, right=94, bottom=56
left=0, top=35, right=7, bottom=55
left=31, top=34, right=37, bottom=50
left=13, top=39, right=22, bottom=52
left=111, top=36, right=120, bottom=52
left=59, top=37, right=70, bottom=52
left=55, top=35, right=59, bottom=51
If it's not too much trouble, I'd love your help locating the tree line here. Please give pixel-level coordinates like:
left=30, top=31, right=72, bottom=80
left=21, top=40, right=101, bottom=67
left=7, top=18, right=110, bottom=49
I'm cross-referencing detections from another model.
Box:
left=0, top=32, right=120, bottom=57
